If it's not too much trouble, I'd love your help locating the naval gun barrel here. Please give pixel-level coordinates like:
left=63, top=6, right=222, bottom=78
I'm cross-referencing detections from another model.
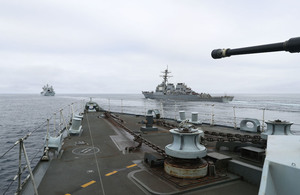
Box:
left=211, top=37, right=300, bottom=59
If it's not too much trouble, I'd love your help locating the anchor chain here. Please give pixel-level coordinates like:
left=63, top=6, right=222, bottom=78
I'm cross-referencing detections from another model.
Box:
left=203, top=131, right=265, bottom=145
left=155, top=119, right=266, bottom=146
left=104, top=112, right=167, bottom=156
left=105, top=113, right=266, bottom=154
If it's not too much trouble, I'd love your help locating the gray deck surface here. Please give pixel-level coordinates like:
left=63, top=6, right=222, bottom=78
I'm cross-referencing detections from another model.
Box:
left=37, top=112, right=259, bottom=195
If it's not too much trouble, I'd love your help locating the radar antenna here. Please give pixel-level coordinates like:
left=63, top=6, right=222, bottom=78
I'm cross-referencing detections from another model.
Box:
left=160, top=66, right=172, bottom=84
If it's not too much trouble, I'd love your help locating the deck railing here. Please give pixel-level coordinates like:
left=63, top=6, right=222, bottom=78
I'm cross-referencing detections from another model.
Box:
left=0, top=100, right=84, bottom=195
left=99, top=98, right=300, bottom=132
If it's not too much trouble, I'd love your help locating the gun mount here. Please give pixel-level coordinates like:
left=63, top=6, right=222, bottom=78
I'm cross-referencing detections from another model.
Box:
left=211, top=37, right=300, bottom=59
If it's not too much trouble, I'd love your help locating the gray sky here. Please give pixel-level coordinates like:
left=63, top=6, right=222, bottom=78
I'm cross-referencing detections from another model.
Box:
left=1, top=0, right=300, bottom=94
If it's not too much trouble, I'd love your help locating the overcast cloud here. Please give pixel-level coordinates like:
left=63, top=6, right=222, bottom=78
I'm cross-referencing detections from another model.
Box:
left=1, top=0, right=300, bottom=94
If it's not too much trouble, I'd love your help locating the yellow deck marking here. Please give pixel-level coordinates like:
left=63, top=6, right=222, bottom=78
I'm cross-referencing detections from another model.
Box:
left=81, top=180, right=96, bottom=188
left=126, top=164, right=137, bottom=168
left=105, top=163, right=137, bottom=177
left=65, top=194, right=71, bottom=195
left=105, top=170, right=118, bottom=176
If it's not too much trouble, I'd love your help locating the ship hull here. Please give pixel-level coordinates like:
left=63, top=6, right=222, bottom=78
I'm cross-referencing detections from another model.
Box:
left=142, top=92, right=233, bottom=103
left=40, top=91, right=55, bottom=96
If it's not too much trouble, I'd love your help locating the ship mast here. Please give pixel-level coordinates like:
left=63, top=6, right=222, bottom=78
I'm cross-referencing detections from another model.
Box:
left=160, top=67, right=172, bottom=93
left=160, top=67, right=172, bottom=85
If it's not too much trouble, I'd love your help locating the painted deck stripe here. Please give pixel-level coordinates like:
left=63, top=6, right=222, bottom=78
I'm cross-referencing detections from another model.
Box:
left=65, top=194, right=71, bottom=195
left=126, top=164, right=137, bottom=168
left=105, top=170, right=118, bottom=176
left=81, top=180, right=96, bottom=188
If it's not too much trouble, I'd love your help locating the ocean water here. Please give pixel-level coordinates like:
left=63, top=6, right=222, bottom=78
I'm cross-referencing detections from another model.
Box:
left=1, top=93, right=300, bottom=194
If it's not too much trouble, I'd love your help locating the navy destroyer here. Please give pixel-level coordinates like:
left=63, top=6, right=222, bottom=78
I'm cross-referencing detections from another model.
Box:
left=40, top=84, right=55, bottom=96
left=142, top=68, right=234, bottom=102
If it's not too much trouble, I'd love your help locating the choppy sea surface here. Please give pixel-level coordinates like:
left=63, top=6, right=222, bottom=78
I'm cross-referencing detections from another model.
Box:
left=1, top=93, right=300, bottom=194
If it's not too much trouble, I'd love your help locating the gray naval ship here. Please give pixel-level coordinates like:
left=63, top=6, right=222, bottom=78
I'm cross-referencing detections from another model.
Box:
left=2, top=37, right=300, bottom=195
left=142, top=68, right=234, bottom=102
left=40, top=84, right=55, bottom=96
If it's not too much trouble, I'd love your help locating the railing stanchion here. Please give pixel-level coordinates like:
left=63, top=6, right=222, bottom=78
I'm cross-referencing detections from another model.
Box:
left=17, top=139, right=22, bottom=194
left=262, top=108, right=265, bottom=132
left=61, top=109, right=69, bottom=136
left=21, top=140, right=39, bottom=195
left=121, top=99, right=123, bottom=113
left=108, top=99, right=111, bottom=112
left=71, top=103, right=74, bottom=118
left=144, top=100, right=147, bottom=116
left=210, top=104, right=215, bottom=126
left=233, top=106, right=237, bottom=129
left=41, top=119, right=50, bottom=161
left=160, top=101, right=164, bottom=118
left=174, top=101, right=177, bottom=120
left=54, top=113, right=56, bottom=135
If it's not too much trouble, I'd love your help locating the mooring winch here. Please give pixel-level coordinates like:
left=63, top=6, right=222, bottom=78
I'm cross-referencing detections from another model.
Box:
left=164, top=120, right=208, bottom=179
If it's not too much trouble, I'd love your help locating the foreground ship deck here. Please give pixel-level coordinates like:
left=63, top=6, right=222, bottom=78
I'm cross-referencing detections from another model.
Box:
left=22, top=111, right=260, bottom=195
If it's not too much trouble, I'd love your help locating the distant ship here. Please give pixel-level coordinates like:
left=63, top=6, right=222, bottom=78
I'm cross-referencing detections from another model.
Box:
left=40, top=84, right=55, bottom=96
left=142, top=68, right=234, bottom=102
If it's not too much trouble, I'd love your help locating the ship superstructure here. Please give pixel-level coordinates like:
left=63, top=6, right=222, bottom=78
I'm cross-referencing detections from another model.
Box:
left=142, top=68, right=234, bottom=102
left=40, top=84, right=55, bottom=96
